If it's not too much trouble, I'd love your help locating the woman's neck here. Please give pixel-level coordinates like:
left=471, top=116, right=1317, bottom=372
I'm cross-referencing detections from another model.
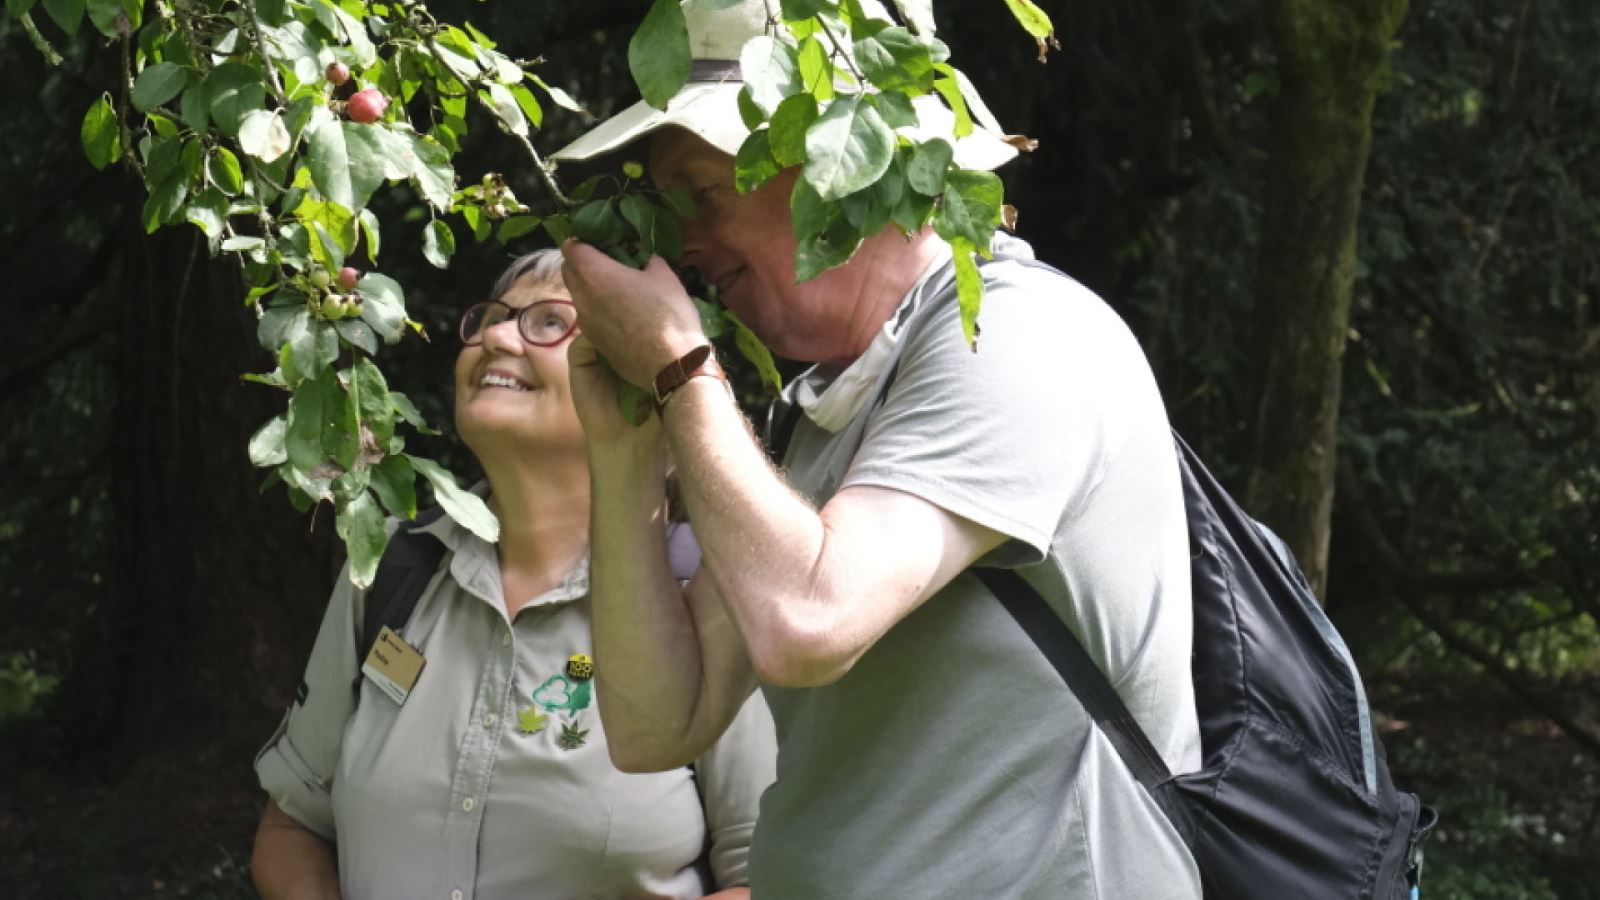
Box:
left=478, top=447, right=592, bottom=615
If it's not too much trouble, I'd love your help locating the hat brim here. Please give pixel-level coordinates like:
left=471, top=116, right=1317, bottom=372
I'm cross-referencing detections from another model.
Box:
left=553, top=84, right=1018, bottom=173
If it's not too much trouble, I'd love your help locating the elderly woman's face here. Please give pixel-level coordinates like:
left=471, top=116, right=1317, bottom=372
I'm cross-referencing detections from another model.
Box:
left=453, top=274, right=584, bottom=458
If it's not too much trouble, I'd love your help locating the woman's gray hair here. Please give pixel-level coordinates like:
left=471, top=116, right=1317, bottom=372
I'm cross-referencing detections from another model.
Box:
left=487, top=249, right=565, bottom=301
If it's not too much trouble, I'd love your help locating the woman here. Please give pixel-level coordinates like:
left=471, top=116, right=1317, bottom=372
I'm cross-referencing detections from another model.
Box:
left=251, top=249, right=775, bottom=900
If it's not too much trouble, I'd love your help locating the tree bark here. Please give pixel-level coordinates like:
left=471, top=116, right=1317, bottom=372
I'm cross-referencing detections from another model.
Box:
left=1247, top=0, right=1409, bottom=598
left=64, top=213, right=341, bottom=763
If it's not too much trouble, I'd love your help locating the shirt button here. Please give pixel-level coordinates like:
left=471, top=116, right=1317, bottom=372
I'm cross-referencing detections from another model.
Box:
left=484, top=713, right=498, bottom=728
left=451, top=891, right=463, bottom=900
left=462, top=797, right=475, bottom=812
left=501, top=632, right=512, bottom=647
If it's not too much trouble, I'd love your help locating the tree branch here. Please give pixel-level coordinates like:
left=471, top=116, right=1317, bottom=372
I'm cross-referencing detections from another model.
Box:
left=1398, top=595, right=1600, bottom=761
left=1337, top=462, right=1536, bottom=594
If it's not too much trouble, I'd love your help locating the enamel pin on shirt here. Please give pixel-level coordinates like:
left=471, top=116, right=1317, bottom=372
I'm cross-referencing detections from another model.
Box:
left=360, top=626, right=426, bottom=705
left=530, top=653, right=595, bottom=750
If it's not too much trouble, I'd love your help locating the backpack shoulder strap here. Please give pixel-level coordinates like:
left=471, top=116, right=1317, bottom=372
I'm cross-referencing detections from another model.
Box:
left=975, top=569, right=1174, bottom=790
left=355, top=507, right=449, bottom=669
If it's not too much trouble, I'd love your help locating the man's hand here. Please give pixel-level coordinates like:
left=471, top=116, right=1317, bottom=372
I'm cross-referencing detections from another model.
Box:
left=561, top=240, right=707, bottom=389
left=568, top=332, right=664, bottom=452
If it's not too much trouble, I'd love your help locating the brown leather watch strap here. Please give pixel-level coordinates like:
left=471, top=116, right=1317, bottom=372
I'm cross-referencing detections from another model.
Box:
left=651, top=344, right=726, bottom=409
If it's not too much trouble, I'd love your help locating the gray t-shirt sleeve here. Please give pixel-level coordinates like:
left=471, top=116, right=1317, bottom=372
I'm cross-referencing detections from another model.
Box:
left=841, top=263, right=1114, bottom=565
left=254, top=564, right=365, bottom=840
left=693, top=688, right=778, bottom=888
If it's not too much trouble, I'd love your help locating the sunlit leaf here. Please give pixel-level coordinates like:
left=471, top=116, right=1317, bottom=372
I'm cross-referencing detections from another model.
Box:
left=629, top=0, right=691, bottom=110
left=804, top=94, right=894, bottom=201
left=411, top=456, right=500, bottom=543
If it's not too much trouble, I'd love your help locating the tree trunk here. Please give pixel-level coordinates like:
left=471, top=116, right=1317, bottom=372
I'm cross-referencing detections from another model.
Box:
left=1247, top=0, right=1408, bottom=598
left=69, top=214, right=341, bottom=764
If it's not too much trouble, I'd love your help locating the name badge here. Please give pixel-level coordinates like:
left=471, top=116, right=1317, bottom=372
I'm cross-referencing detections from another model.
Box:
left=361, top=626, right=426, bottom=705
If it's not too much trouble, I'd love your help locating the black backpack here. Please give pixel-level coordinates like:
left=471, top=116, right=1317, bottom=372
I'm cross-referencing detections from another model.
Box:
left=976, top=433, right=1436, bottom=899
left=765, top=273, right=1437, bottom=897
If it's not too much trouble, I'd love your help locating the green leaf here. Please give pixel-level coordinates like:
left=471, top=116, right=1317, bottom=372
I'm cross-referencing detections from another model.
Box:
left=796, top=36, right=835, bottom=101
left=90, top=0, right=139, bottom=35
left=530, top=74, right=585, bottom=114
left=658, top=186, right=695, bottom=220
left=769, top=94, right=819, bottom=168
left=803, top=95, right=894, bottom=201
left=781, top=0, right=835, bottom=18
left=732, top=318, right=784, bottom=393
left=336, top=491, right=388, bottom=589
left=238, top=109, right=291, bottom=162
left=496, top=215, right=541, bottom=242
left=369, top=454, right=417, bottom=520
left=405, top=134, right=455, bottom=211
left=357, top=273, right=406, bottom=344
left=949, top=238, right=984, bottom=346
left=870, top=90, right=918, bottom=129
left=389, top=391, right=436, bottom=434
left=933, top=168, right=1003, bottom=249
left=906, top=137, right=952, bottom=195
left=248, top=416, right=289, bottom=467
left=335, top=317, right=379, bottom=355
left=351, top=357, right=394, bottom=445
left=286, top=373, right=328, bottom=471
left=571, top=199, right=627, bottom=246
left=840, top=185, right=891, bottom=237
left=790, top=174, right=836, bottom=242
left=931, top=75, right=972, bottom=137
left=628, top=0, right=691, bottom=111
left=306, top=117, right=354, bottom=212
left=258, top=305, right=309, bottom=352
left=482, top=82, right=528, bottom=136
left=1002, top=0, right=1054, bottom=39
left=734, top=131, right=782, bottom=194
left=142, top=168, right=189, bottom=233
left=508, top=83, right=545, bottom=130
left=80, top=95, right=121, bottom=171
left=208, top=148, right=244, bottom=195
left=410, top=456, right=500, bottom=543
left=737, top=86, right=767, bottom=131
left=618, top=194, right=658, bottom=256
left=206, top=63, right=267, bottom=138
left=184, top=187, right=230, bottom=242
left=854, top=25, right=934, bottom=92
left=340, top=123, right=393, bottom=212
left=42, top=0, right=84, bottom=36
left=891, top=176, right=935, bottom=233
left=892, top=0, right=935, bottom=37
left=132, top=63, right=189, bottom=112
left=423, top=219, right=455, bottom=269
left=795, top=217, right=861, bottom=281
left=325, top=369, right=360, bottom=470
left=358, top=209, right=381, bottom=261
left=740, top=36, right=801, bottom=115
left=693, top=296, right=732, bottom=338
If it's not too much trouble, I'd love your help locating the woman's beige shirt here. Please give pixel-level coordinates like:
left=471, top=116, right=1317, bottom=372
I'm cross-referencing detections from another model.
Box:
left=256, top=512, right=776, bottom=900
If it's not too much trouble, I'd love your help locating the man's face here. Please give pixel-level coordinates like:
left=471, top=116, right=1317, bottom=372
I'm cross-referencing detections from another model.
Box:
left=649, top=128, right=857, bottom=361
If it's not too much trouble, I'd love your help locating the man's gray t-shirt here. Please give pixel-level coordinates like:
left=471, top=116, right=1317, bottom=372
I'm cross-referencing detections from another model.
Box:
left=748, top=239, right=1203, bottom=899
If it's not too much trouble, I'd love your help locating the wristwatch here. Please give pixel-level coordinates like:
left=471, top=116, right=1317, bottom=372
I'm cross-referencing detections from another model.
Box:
left=652, top=344, right=727, bottom=409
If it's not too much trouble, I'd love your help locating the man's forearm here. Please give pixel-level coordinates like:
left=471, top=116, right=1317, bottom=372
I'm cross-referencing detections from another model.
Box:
left=659, top=378, right=845, bottom=685
left=588, top=443, right=741, bottom=769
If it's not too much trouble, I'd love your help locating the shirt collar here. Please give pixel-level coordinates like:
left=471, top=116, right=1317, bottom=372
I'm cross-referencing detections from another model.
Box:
left=413, top=482, right=591, bottom=615
left=791, top=243, right=952, bottom=433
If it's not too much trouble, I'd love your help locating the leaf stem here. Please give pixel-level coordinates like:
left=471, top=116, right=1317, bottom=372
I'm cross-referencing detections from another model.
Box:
left=241, top=0, right=288, bottom=107
left=406, top=26, right=576, bottom=208
left=19, top=12, right=63, bottom=65
left=813, top=16, right=865, bottom=85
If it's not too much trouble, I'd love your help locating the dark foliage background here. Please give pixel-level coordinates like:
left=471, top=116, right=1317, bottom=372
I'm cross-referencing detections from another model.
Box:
left=0, top=1, right=1595, bottom=897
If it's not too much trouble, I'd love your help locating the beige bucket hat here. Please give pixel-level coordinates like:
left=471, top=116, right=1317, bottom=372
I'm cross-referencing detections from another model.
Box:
left=551, top=0, right=1017, bottom=172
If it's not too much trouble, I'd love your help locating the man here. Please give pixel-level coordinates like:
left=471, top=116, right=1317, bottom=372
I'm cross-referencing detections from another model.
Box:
left=556, top=1, right=1202, bottom=897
